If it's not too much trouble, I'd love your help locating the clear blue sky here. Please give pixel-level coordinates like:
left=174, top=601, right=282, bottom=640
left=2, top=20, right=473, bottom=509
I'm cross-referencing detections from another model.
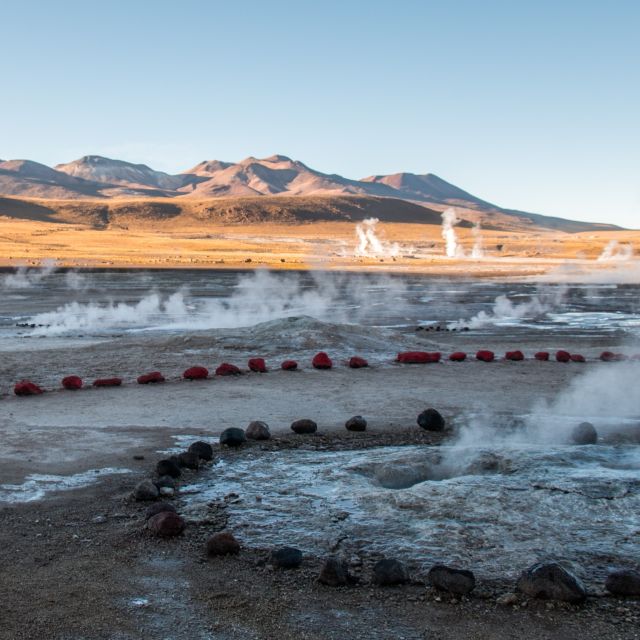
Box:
left=1, top=0, right=638, bottom=226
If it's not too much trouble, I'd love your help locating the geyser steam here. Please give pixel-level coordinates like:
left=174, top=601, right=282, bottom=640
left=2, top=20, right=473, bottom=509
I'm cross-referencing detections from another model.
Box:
left=441, top=208, right=461, bottom=258
left=354, top=218, right=400, bottom=258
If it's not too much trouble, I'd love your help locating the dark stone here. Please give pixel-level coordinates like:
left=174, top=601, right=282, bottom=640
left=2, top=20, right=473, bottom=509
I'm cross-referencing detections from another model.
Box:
left=517, top=563, right=586, bottom=603
left=147, top=511, right=185, bottom=537
left=133, top=479, right=159, bottom=501
left=291, top=419, right=318, bottom=434
left=145, top=502, right=177, bottom=520
left=188, top=440, right=214, bottom=461
left=417, top=408, right=445, bottom=432
left=245, top=421, right=271, bottom=440
left=605, top=569, right=640, bottom=596
left=156, top=459, right=181, bottom=479
left=372, top=558, right=408, bottom=586
left=428, top=564, right=476, bottom=595
left=206, top=532, right=240, bottom=556
left=345, top=415, right=367, bottom=432
left=271, top=546, right=303, bottom=569
left=318, top=557, right=352, bottom=586
left=348, top=356, right=369, bottom=368
left=220, top=427, right=246, bottom=447
left=155, top=475, right=177, bottom=489
left=177, top=451, right=200, bottom=470
left=571, top=422, right=598, bottom=445
left=62, top=375, right=83, bottom=390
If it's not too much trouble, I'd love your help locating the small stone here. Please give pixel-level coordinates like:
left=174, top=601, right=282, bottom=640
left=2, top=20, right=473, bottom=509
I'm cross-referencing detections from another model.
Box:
left=156, top=459, right=181, bottom=478
left=291, top=419, right=317, bottom=434
left=145, top=502, right=177, bottom=520
left=219, top=427, right=246, bottom=447
left=497, top=593, right=519, bottom=606
left=372, top=558, right=408, bottom=586
left=271, top=546, right=303, bottom=569
left=155, top=475, right=176, bottom=489
left=427, top=564, right=476, bottom=595
left=206, top=532, right=240, bottom=556
left=62, top=375, right=83, bottom=390
left=188, top=441, right=214, bottom=461
left=147, top=511, right=185, bottom=537
left=571, top=422, right=598, bottom=445
left=318, top=557, right=352, bottom=586
left=345, top=416, right=367, bottom=432
left=177, top=451, right=200, bottom=470
left=132, top=454, right=145, bottom=461
left=183, top=365, right=209, bottom=380
left=312, top=352, right=333, bottom=369
left=159, top=487, right=175, bottom=497
left=133, top=479, right=159, bottom=501
left=245, top=421, right=271, bottom=440
left=417, top=408, right=445, bottom=432
left=517, top=562, right=586, bottom=603
left=91, top=515, right=107, bottom=524
left=605, top=569, right=640, bottom=596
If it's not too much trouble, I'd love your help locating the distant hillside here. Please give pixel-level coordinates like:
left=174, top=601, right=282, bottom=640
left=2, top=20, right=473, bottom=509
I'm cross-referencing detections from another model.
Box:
left=0, top=154, right=622, bottom=232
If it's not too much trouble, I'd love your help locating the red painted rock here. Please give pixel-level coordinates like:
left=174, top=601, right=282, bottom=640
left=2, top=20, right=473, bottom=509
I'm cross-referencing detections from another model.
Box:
left=397, top=351, right=440, bottom=364
left=14, top=380, right=44, bottom=396
left=449, top=352, right=467, bottom=362
left=555, top=350, right=571, bottom=363
left=348, top=356, right=369, bottom=368
left=62, top=375, right=83, bottom=390
left=281, top=360, right=298, bottom=371
left=505, top=351, right=525, bottom=361
left=93, top=377, right=122, bottom=387
left=147, top=511, right=185, bottom=537
left=600, top=351, right=616, bottom=362
left=570, top=354, right=586, bottom=363
left=137, top=371, right=165, bottom=384
left=312, top=352, right=333, bottom=369
left=534, top=352, right=550, bottom=361
left=206, top=531, right=240, bottom=556
left=183, top=366, right=208, bottom=380
left=215, top=363, right=242, bottom=376
left=248, top=358, right=267, bottom=373
left=476, top=350, right=495, bottom=362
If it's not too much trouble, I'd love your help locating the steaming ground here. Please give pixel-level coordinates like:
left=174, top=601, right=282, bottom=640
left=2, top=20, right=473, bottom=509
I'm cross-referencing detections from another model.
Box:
left=1, top=268, right=640, bottom=639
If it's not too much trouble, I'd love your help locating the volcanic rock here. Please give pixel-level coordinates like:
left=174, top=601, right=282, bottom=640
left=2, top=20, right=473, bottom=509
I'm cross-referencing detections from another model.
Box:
left=206, top=532, right=240, bottom=556
left=555, top=350, right=571, bottom=363
left=291, top=419, right=318, bottom=434
left=516, top=562, right=586, bottom=603
left=183, top=366, right=208, bottom=380
left=147, top=511, right=185, bottom=537
left=372, top=558, right=408, bottom=586
left=428, top=564, right=476, bottom=595
left=62, top=375, right=83, bottom=390
left=145, top=502, right=177, bottom=520
left=14, top=380, right=44, bottom=396
left=571, top=422, right=598, bottom=445
left=156, top=458, right=181, bottom=478
left=318, top=557, right=352, bottom=586
left=312, top=352, right=333, bottom=369
left=417, top=408, right=445, bottom=432
left=133, top=479, right=159, bottom=501
left=476, top=350, right=495, bottom=362
left=177, top=451, right=200, bottom=469
left=449, top=351, right=467, bottom=361
left=155, top=475, right=177, bottom=489
left=220, top=427, right=246, bottom=447
left=215, top=363, right=242, bottom=376
left=92, top=377, right=122, bottom=387
left=248, top=358, right=267, bottom=373
left=348, top=356, right=369, bottom=368
left=245, top=421, right=271, bottom=440
left=345, top=415, right=367, bottom=432
left=188, top=440, right=214, bottom=461
left=605, top=569, right=640, bottom=596
left=271, top=546, right=303, bottom=569
left=137, top=371, right=165, bottom=384
left=281, top=360, right=298, bottom=370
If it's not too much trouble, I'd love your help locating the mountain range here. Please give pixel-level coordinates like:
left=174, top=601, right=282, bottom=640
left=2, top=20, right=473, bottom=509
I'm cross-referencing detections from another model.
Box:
left=0, top=154, right=619, bottom=232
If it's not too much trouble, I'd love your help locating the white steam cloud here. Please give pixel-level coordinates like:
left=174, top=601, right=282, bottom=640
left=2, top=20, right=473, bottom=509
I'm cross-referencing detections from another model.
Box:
left=471, top=221, right=484, bottom=259
left=441, top=208, right=462, bottom=258
left=597, top=240, right=634, bottom=262
left=2, top=260, right=58, bottom=289
left=354, top=218, right=400, bottom=258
